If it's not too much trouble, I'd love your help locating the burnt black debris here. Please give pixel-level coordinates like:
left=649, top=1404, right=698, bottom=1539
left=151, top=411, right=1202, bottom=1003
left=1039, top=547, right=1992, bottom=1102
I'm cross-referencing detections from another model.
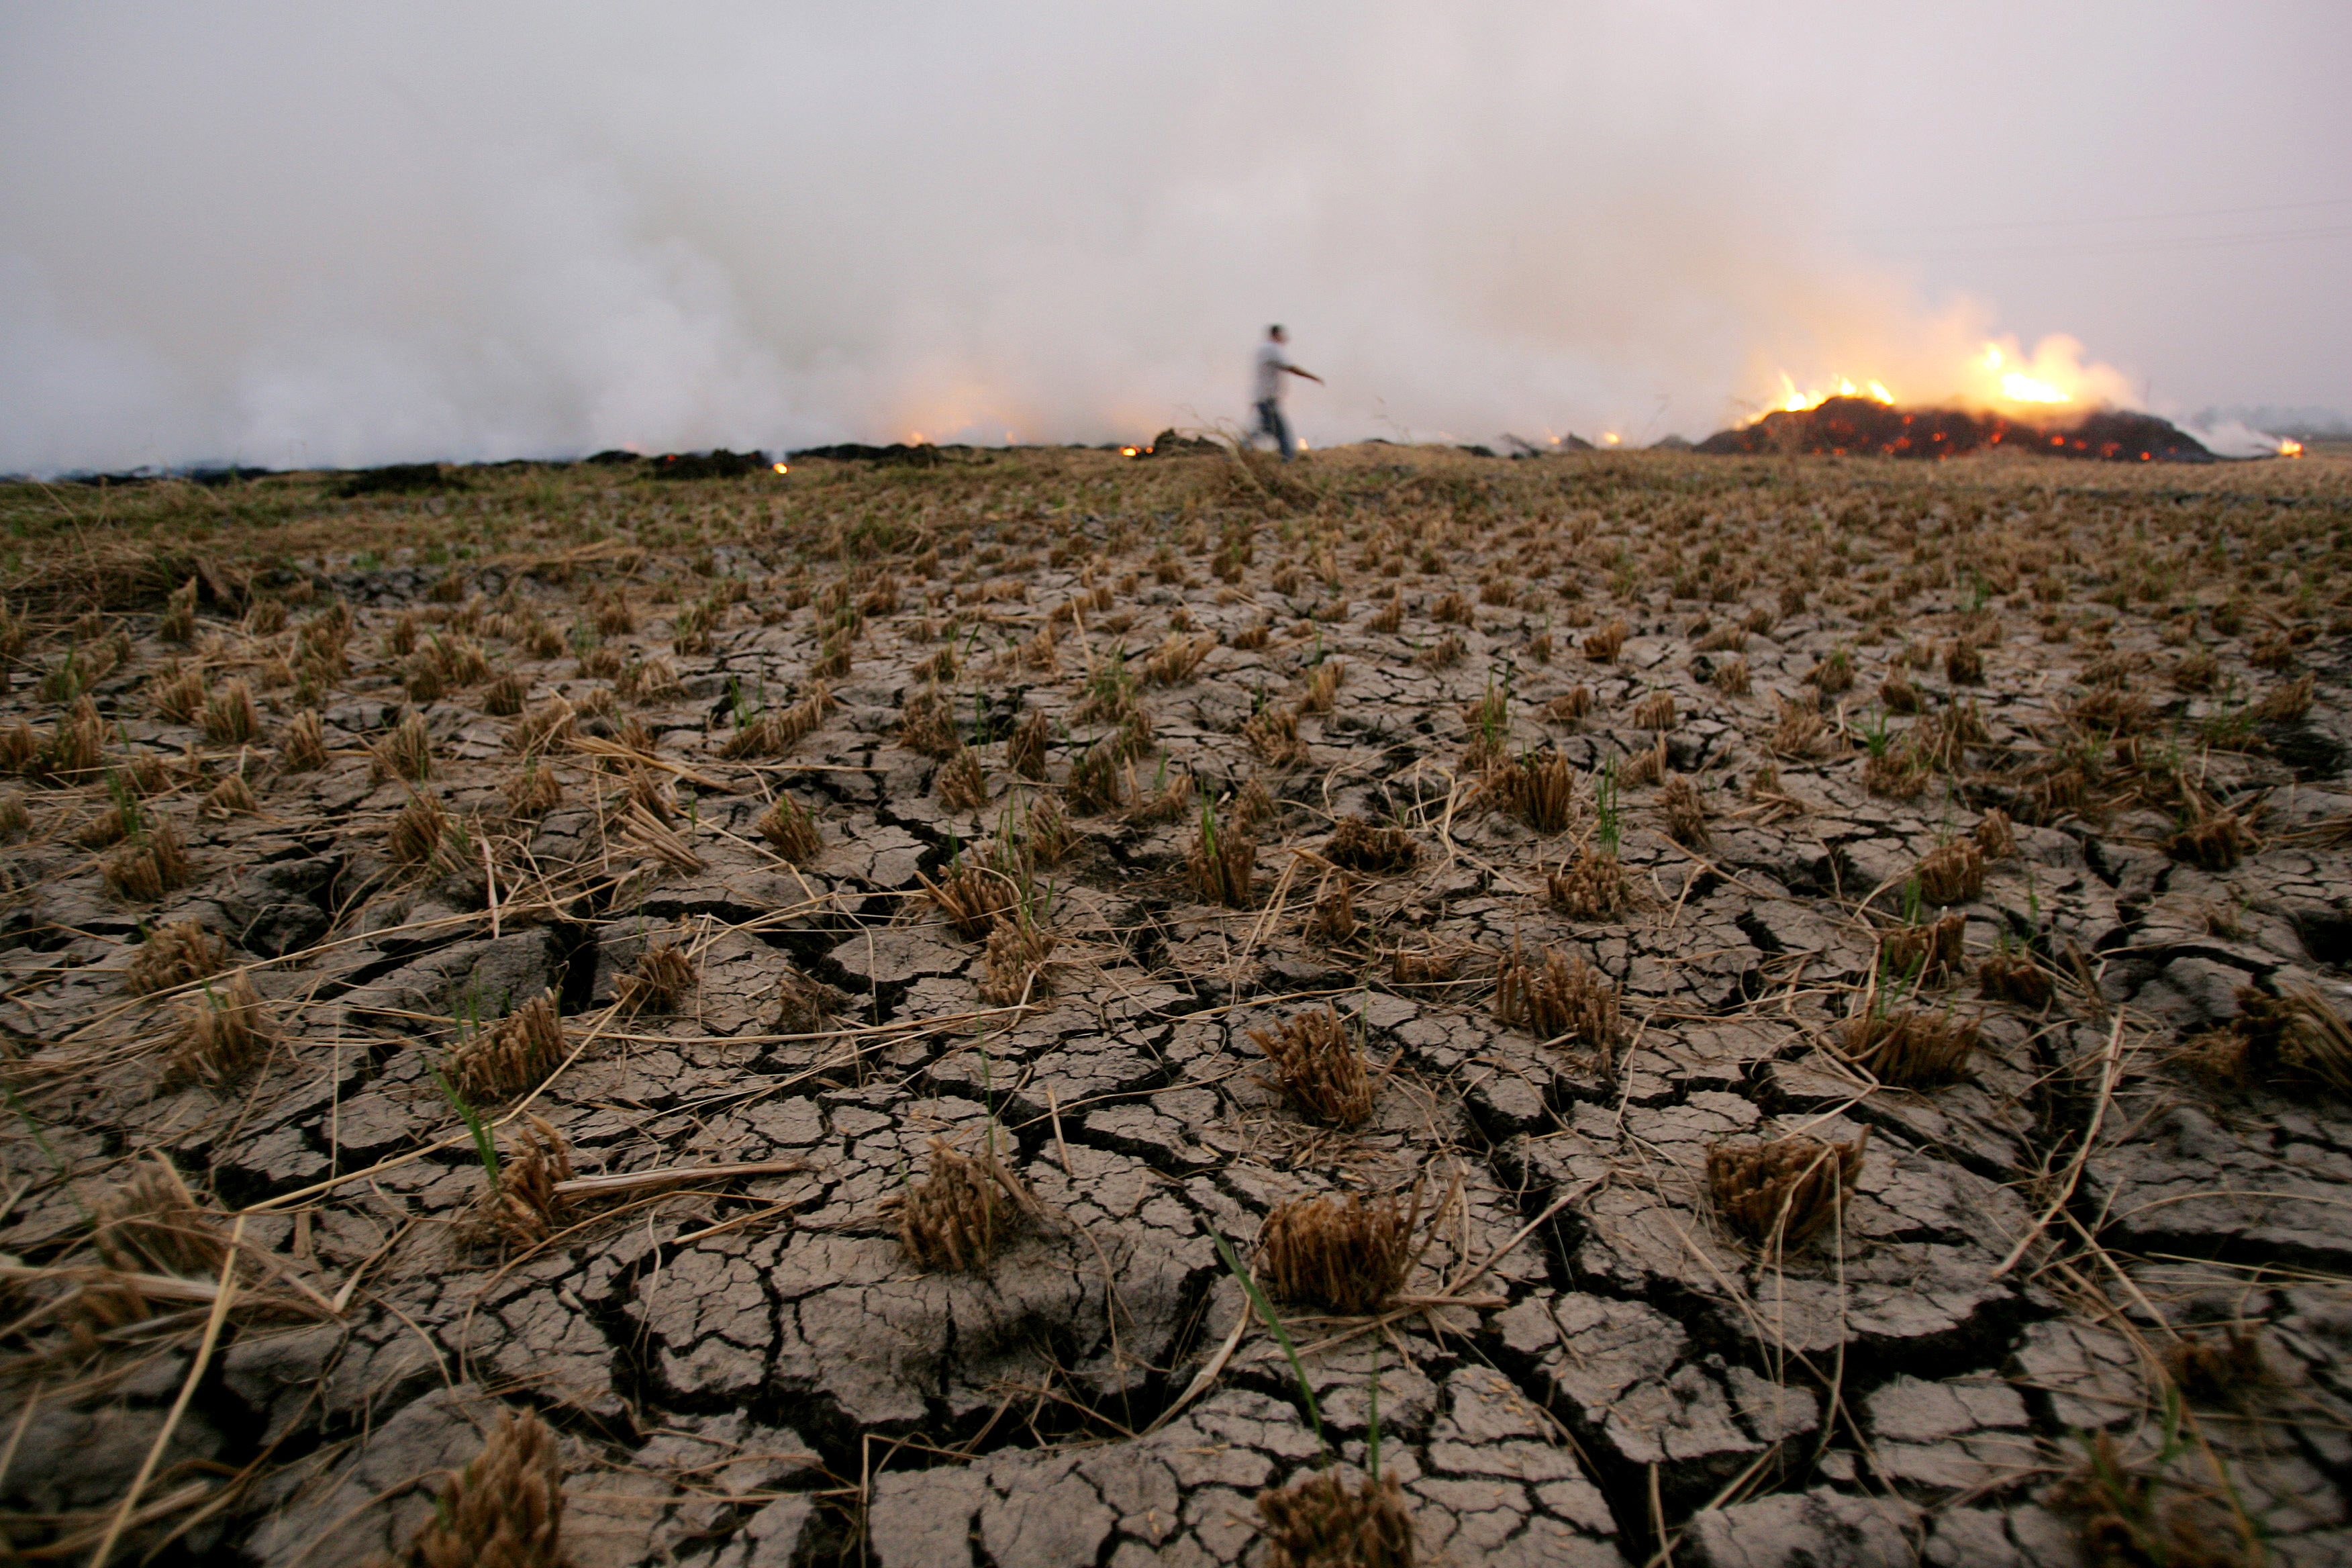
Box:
left=1698, top=395, right=2215, bottom=462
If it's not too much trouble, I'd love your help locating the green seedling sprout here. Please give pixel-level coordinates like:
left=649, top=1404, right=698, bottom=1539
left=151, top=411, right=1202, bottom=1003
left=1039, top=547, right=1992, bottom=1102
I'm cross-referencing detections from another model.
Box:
left=1596, top=757, right=1622, bottom=856
left=432, top=1066, right=499, bottom=1193
left=1209, top=1230, right=1326, bottom=1457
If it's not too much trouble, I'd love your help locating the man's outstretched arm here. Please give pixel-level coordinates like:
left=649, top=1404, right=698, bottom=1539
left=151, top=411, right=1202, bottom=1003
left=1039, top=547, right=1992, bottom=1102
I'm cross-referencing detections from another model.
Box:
left=1284, top=364, right=1325, bottom=385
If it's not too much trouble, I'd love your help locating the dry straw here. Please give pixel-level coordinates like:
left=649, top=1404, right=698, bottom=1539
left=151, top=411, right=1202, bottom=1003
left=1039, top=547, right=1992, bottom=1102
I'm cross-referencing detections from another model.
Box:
left=91, top=1157, right=230, bottom=1279
left=755, top=793, right=821, bottom=862
left=126, top=920, right=227, bottom=995
left=166, top=971, right=277, bottom=1087
left=979, top=912, right=1055, bottom=1006
left=1256, top=1469, right=1415, bottom=1568
left=616, top=942, right=696, bottom=1015
left=1914, top=839, right=1985, bottom=905
left=1491, top=750, right=1578, bottom=834
left=1258, top=1187, right=1421, bottom=1315
left=1708, top=1128, right=1869, bottom=1251
left=461, top=1116, right=575, bottom=1253
left=1843, top=1009, right=1978, bottom=1087
left=388, top=1408, right=567, bottom=1568
left=446, top=990, right=567, bottom=1104
left=1249, top=1007, right=1376, bottom=1128
left=1495, top=942, right=1620, bottom=1072
left=1324, top=816, right=1416, bottom=874
left=895, top=1134, right=1036, bottom=1272
left=1547, top=846, right=1628, bottom=920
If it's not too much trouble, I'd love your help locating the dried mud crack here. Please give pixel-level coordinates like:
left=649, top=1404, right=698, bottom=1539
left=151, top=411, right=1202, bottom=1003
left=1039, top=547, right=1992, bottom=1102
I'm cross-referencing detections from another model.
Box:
left=3, top=442, right=2351, bottom=1566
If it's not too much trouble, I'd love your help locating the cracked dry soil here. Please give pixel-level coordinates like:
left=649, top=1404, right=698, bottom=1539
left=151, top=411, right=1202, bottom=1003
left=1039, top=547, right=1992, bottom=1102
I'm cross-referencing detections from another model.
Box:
left=3, top=442, right=2352, bottom=1567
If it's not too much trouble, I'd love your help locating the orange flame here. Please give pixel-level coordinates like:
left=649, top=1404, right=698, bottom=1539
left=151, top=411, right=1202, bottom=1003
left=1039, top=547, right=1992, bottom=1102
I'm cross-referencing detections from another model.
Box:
left=2280, top=438, right=2304, bottom=458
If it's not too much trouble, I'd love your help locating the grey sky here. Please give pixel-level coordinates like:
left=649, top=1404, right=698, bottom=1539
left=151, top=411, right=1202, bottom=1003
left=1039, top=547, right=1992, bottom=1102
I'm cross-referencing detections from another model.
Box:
left=1, top=1, right=2343, bottom=472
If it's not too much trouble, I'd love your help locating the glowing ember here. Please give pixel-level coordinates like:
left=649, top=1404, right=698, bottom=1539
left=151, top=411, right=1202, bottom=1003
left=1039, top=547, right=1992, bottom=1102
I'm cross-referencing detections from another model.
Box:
left=1120, top=446, right=1140, bottom=458
left=2280, top=438, right=2305, bottom=458
left=771, top=462, right=789, bottom=474
left=1770, top=375, right=1896, bottom=418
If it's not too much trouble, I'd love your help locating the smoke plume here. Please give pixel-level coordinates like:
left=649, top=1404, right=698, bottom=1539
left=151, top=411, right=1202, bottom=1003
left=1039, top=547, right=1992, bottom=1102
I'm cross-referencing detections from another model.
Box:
left=0, top=1, right=2235, bottom=473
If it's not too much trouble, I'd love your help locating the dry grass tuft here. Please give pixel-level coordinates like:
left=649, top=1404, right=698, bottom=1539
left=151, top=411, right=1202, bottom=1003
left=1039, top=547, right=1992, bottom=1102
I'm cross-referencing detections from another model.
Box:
left=1489, top=749, right=1578, bottom=834
left=616, top=942, right=697, bottom=1015
left=895, top=1134, right=1034, bottom=1272
left=278, top=708, right=329, bottom=771
left=1243, top=703, right=1308, bottom=767
left=1495, top=941, right=1620, bottom=1071
left=0, top=788, right=28, bottom=842
left=1188, top=805, right=1257, bottom=907
left=1143, top=631, right=1218, bottom=686
left=1022, top=793, right=1076, bottom=865
left=101, top=816, right=192, bottom=901
left=1974, top=807, right=2017, bottom=860
left=481, top=671, right=528, bottom=717
left=373, top=709, right=435, bottom=782
left=1915, top=839, right=1985, bottom=905
left=898, top=687, right=961, bottom=758
left=203, top=770, right=260, bottom=816
left=2213, top=984, right=2352, bottom=1097
left=1007, top=708, right=1051, bottom=779
left=2163, top=812, right=2259, bottom=872
left=1712, top=656, right=1752, bottom=697
left=501, top=761, right=563, bottom=819
left=1632, top=690, right=1677, bottom=730
left=90, top=1157, right=230, bottom=1283
left=774, top=967, right=844, bottom=1034
left=507, top=695, right=575, bottom=756
left=936, top=748, right=986, bottom=810
left=1306, top=873, right=1358, bottom=945
left=165, top=972, right=277, bottom=1087
left=1977, top=946, right=2056, bottom=1010
left=1548, top=846, right=1628, bottom=920
left=756, top=793, right=822, bottom=863
left=1945, top=638, right=1985, bottom=685
left=1258, top=1186, right=1420, bottom=1314
left=460, top=1116, right=575, bottom=1254
left=1707, top=1128, right=1868, bottom=1251
left=389, top=792, right=449, bottom=868
left=1255, top=1469, right=1415, bottom=1568
left=127, top=920, right=228, bottom=994
left=447, top=989, right=567, bottom=1104
left=1843, top=1008, right=1979, bottom=1087
left=1769, top=695, right=1830, bottom=759
left=149, top=664, right=207, bottom=723
left=921, top=863, right=1018, bottom=939
left=42, top=697, right=107, bottom=781
left=1660, top=773, right=1710, bottom=848
left=1582, top=618, right=1628, bottom=661
left=1882, top=913, right=1965, bottom=984
left=979, top=912, right=1056, bottom=1006
left=389, top=1406, right=568, bottom=1568
left=1250, top=1007, right=1377, bottom=1127
left=1324, top=816, right=1416, bottom=874
left=2053, top=1430, right=2253, bottom=1568
left=1302, top=658, right=1344, bottom=714
left=1547, top=686, right=1594, bottom=725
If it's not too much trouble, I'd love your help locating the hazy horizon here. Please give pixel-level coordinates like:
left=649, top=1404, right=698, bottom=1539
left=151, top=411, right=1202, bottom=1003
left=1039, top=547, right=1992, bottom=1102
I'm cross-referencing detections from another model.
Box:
left=3, top=1, right=2345, bottom=475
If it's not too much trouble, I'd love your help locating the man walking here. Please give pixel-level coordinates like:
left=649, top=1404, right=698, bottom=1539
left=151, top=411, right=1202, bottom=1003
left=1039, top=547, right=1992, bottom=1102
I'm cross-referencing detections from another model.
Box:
left=1251, top=325, right=1322, bottom=462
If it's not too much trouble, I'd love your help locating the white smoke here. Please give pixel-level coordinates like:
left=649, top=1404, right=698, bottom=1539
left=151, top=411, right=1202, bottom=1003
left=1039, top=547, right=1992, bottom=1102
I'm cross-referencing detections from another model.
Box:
left=0, top=1, right=2185, bottom=473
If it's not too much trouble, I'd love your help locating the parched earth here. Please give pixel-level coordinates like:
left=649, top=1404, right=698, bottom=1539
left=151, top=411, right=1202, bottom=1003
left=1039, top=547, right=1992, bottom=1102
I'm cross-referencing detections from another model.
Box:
left=3, top=444, right=2351, bottom=1566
